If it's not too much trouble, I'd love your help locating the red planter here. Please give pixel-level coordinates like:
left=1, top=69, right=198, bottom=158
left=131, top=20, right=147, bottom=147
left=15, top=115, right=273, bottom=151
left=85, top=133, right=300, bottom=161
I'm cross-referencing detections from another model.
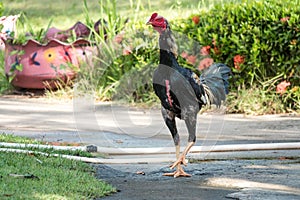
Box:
left=4, top=38, right=95, bottom=89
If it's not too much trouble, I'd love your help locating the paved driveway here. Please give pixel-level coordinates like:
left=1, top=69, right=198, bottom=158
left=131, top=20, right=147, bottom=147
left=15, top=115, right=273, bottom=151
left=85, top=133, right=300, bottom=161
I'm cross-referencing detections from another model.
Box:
left=1, top=95, right=300, bottom=200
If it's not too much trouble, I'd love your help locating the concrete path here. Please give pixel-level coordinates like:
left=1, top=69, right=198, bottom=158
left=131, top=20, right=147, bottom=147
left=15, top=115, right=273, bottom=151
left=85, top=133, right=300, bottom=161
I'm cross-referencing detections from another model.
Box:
left=1, top=95, right=299, bottom=146
left=1, top=95, right=300, bottom=200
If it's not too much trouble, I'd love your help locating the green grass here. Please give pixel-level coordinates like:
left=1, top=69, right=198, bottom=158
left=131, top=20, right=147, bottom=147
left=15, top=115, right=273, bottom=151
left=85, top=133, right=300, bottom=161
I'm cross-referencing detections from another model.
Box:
left=0, top=133, right=94, bottom=157
left=226, top=87, right=286, bottom=115
left=0, top=133, right=41, bottom=144
left=0, top=133, right=114, bottom=199
left=2, top=0, right=203, bottom=30
left=0, top=151, right=115, bottom=199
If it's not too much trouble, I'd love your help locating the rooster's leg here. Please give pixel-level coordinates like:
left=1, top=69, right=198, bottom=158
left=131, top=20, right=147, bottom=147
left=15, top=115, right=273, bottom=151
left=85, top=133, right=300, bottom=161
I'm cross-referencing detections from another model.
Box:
left=167, top=114, right=197, bottom=177
left=170, top=142, right=194, bottom=169
left=161, top=108, right=192, bottom=177
left=163, top=145, right=192, bottom=177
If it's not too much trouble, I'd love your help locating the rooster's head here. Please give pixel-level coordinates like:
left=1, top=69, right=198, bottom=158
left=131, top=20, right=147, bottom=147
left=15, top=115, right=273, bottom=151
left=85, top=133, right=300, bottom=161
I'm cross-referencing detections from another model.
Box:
left=146, top=13, right=168, bottom=34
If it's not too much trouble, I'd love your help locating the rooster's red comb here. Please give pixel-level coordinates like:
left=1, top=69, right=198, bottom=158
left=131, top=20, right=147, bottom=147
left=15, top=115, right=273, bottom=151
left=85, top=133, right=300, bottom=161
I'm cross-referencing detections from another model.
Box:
left=149, top=13, right=158, bottom=21
left=147, top=13, right=167, bottom=30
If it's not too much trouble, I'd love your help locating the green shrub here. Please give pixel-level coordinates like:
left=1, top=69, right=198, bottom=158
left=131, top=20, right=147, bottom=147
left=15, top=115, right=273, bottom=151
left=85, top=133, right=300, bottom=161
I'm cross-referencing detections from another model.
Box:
left=88, top=0, right=299, bottom=113
left=77, top=26, right=159, bottom=104
left=172, top=0, right=300, bottom=112
left=75, top=0, right=155, bottom=103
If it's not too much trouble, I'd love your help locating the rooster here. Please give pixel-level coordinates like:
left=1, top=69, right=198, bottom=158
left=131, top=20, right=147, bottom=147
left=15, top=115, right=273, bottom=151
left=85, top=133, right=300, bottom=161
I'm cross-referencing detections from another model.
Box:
left=147, top=13, right=231, bottom=177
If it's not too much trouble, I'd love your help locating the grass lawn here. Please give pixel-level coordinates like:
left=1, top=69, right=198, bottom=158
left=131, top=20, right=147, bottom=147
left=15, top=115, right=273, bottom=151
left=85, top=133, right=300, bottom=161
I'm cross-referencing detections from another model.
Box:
left=0, top=133, right=115, bottom=199
left=0, top=151, right=115, bottom=199
left=2, top=0, right=206, bottom=30
left=0, top=133, right=95, bottom=157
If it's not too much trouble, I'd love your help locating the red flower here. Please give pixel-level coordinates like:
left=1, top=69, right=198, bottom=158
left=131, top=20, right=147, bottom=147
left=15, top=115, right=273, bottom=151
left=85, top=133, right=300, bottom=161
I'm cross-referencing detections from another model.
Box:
left=280, top=17, right=290, bottom=23
left=192, top=16, right=200, bottom=25
left=198, top=57, right=214, bottom=70
left=276, top=80, right=291, bottom=95
left=200, top=46, right=211, bottom=56
left=187, top=55, right=197, bottom=65
left=114, top=31, right=125, bottom=44
left=233, top=55, right=245, bottom=70
left=234, top=55, right=244, bottom=63
left=181, top=51, right=189, bottom=59
left=123, top=46, right=132, bottom=55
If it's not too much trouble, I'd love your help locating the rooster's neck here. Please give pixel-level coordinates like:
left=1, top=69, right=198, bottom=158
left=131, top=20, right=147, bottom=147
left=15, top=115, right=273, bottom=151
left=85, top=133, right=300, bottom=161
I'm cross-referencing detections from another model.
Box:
left=159, top=29, right=178, bottom=56
left=159, top=29, right=179, bottom=68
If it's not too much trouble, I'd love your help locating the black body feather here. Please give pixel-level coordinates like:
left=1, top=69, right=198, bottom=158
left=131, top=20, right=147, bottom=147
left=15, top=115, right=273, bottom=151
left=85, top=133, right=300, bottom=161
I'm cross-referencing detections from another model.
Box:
left=152, top=20, right=231, bottom=145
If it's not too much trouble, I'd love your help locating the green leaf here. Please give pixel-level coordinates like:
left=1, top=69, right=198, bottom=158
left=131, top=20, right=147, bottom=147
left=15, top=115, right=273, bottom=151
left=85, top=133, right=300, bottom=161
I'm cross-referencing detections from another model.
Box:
left=15, top=64, right=23, bottom=71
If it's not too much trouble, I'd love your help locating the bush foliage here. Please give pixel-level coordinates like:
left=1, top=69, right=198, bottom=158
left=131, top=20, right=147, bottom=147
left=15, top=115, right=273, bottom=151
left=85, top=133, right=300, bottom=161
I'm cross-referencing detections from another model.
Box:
left=93, top=0, right=299, bottom=113
left=172, top=0, right=300, bottom=112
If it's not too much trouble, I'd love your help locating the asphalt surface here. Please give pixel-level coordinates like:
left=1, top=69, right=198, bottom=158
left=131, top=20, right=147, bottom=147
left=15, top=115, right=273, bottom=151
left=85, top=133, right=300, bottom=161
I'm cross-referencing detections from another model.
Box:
left=95, top=159, right=300, bottom=200
left=1, top=95, right=300, bottom=200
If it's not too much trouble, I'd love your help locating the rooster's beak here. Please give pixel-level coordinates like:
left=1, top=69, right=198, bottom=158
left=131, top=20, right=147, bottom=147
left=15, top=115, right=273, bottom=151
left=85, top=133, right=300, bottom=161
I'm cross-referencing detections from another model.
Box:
left=146, top=16, right=152, bottom=25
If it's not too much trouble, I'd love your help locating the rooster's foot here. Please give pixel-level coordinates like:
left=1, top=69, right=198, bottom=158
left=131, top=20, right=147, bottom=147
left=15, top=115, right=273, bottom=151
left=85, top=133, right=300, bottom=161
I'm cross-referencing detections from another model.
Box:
left=170, top=155, right=188, bottom=169
left=163, top=167, right=191, bottom=178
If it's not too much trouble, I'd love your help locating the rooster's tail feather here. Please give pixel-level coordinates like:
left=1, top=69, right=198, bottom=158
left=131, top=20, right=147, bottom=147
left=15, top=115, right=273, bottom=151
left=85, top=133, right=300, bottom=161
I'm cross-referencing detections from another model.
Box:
left=200, top=63, right=231, bottom=107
